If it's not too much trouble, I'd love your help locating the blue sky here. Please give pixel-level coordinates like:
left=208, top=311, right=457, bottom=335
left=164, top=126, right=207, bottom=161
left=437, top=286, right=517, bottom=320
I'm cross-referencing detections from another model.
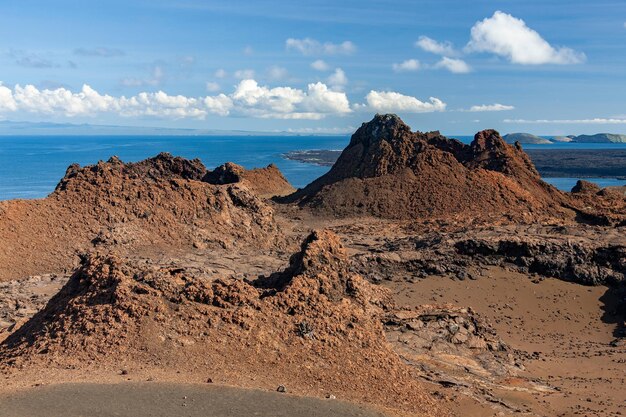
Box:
left=0, top=0, right=625, bottom=135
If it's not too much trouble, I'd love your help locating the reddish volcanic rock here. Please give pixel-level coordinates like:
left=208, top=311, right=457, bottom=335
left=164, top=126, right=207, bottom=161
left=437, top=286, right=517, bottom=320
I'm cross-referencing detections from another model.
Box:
left=0, top=230, right=447, bottom=416
left=205, top=162, right=295, bottom=198
left=0, top=154, right=281, bottom=281
left=282, top=114, right=570, bottom=221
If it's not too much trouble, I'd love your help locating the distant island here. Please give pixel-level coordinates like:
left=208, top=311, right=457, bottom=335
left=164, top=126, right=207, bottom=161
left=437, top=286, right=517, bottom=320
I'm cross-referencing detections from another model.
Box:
left=570, top=133, right=626, bottom=143
left=503, top=133, right=552, bottom=144
left=503, top=132, right=626, bottom=145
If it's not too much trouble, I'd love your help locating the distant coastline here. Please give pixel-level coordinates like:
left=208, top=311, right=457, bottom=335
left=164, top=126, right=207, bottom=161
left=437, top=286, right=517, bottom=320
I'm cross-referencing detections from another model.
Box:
left=0, top=120, right=351, bottom=137
left=282, top=148, right=626, bottom=180
left=503, top=132, right=626, bottom=145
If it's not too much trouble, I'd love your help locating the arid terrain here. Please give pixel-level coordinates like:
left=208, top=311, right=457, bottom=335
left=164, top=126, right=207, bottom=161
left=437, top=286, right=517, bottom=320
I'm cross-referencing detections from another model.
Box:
left=0, top=114, right=624, bottom=417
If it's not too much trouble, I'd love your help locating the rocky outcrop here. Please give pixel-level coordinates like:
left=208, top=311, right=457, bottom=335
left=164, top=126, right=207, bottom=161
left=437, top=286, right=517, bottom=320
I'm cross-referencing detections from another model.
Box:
left=205, top=162, right=295, bottom=198
left=56, top=153, right=207, bottom=193
left=0, top=231, right=446, bottom=416
left=385, top=305, right=520, bottom=391
left=353, top=224, right=626, bottom=286
left=568, top=181, right=626, bottom=226
left=454, top=236, right=625, bottom=286
left=282, top=114, right=569, bottom=221
left=571, top=180, right=601, bottom=194
left=0, top=154, right=280, bottom=281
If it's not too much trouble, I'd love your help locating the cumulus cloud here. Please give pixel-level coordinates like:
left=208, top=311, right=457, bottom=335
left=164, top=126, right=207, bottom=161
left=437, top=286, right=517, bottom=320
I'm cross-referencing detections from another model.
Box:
left=203, top=94, right=233, bottom=117
left=3, top=84, right=206, bottom=118
left=327, top=68, right=348, bottom=89
left=504, top=118, right=626, bottom=124
left=310, top=59, right=330, bottom=71
left=415, top=36, right=457, bottom=56
left=466, top=11, right=585, bottom=65
left=300, top=82, right=351, bottom=115
left=0, top=79, right=352, bottom=120
left=229, top=79, right=351, bottom=119
left=392, top=59, right=420, bottom=72
left=74, top=47, right=125, bottom=57
left=361, top=90, right=446, bottom=113
left=286, top=38, right=356, bottom=55
left=467, top=103, right=514, bottom=112
left=214, top=69, right=227, bottom=79
left=434, top=57, right=471, bottom=74
left=0, top=83, right=17, bottom=112
left=121, top=91, right=208, bottom=118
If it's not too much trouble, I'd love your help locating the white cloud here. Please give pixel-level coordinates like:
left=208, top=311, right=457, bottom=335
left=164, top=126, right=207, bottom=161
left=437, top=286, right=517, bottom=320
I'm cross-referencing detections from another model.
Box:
left=361, top=90, right=446, bottom=113
left=234, top=69, right=256, bottom=79
left=203, top=94, right=233, bottom=117
left=286, top=38, right=356, bottom=55
left=0, top=83, right=17, bottom=111
left=415, top=36, right=456, bottom=56
left=11, top=84, right=119, bottom=116
left=434, top=57, right=471, bottom=73
left=214, top=69, right=227, bottom=79
left=0, top=80, right=352, bottom=120
left=466, top=11, right=585, bottom=65
left=310, top=59, right=330, bottom=71
left=392, top=59, right=420, bottom=72
left=205, top=82, right=220, bottom=92
left=230, top=79, right=303, bottom=115
left=267, top=66, right=289, bottom=81
left=228, top=79, right=351, bottom=119
left=468, top=103, right=514, bottom=112
left=119, top=91, right=207, bottom=118
left=300, top=82, right=351, bottom=115
left=504, top=118, right=626, bottom=124
left=327, top=68, right=348, bottom=89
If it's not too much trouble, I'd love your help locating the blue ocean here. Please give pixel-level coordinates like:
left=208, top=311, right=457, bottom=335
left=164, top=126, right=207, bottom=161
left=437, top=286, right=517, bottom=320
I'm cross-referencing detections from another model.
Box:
left=0, top=135, right=625, bottom=201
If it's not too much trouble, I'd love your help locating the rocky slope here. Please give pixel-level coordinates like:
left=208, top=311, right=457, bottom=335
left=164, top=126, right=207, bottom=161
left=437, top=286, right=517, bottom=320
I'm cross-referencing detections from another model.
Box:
left=0, top=153, right=282, bottom=281
left=1, top=231, right=452, bottom=416
left=205, top=162, right=295, bottom=198
left=282, top=114, right=570, bottom=221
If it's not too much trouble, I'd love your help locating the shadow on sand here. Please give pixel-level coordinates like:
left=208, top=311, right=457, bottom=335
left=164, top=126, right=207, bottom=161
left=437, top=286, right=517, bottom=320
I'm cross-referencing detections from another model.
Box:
left=600, top=284, right=626, bottom=339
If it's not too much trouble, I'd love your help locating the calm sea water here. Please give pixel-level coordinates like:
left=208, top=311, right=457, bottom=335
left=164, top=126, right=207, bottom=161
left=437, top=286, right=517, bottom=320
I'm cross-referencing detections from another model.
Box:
left=0, top=135, right=624, bottom=201
left=0, top=135, right=349, bottom=200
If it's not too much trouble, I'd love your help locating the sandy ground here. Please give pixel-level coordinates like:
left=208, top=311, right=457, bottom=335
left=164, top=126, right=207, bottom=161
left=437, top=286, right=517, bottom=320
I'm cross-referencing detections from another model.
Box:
left=387, top=267, right=626, bottom=417
left=0, top=382, right=388, bottom=417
